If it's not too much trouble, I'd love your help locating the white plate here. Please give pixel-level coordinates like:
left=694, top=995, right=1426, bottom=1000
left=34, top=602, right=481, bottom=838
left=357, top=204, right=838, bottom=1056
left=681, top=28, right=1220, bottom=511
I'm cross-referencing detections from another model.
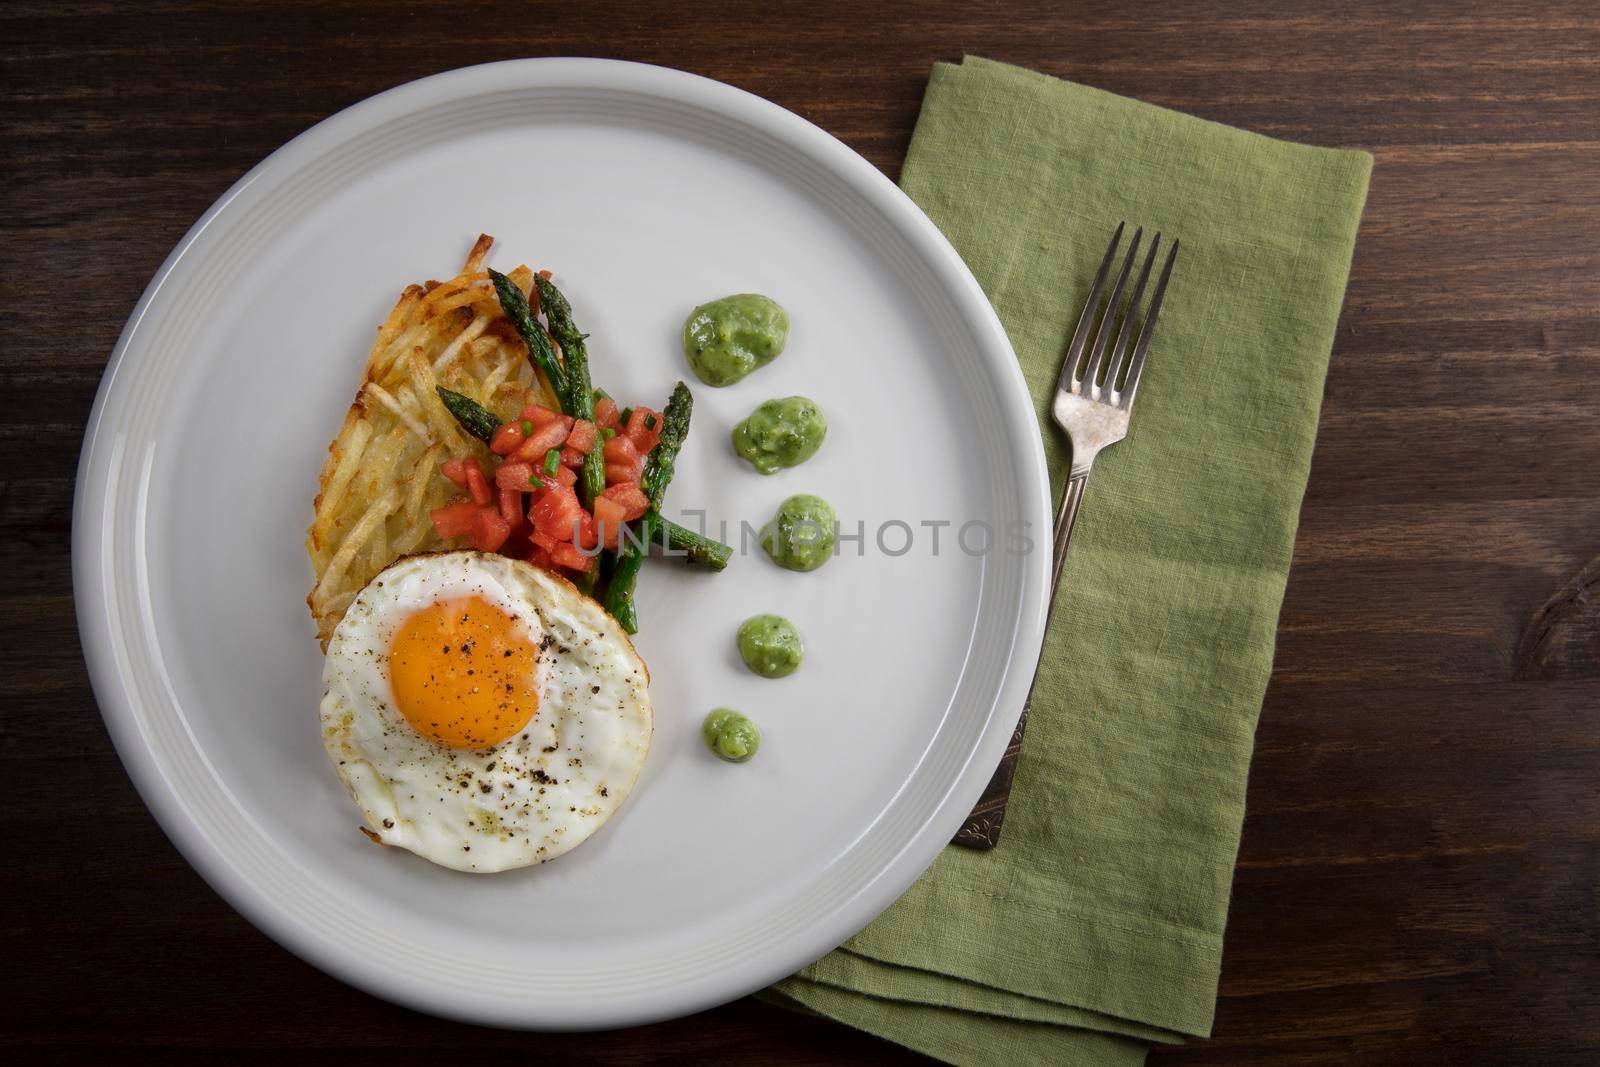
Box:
left=73, top=58, right=1050, bottom=1029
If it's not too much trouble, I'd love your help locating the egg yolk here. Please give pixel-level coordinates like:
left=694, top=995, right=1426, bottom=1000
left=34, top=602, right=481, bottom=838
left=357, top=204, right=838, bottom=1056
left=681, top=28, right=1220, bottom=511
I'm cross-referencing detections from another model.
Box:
left=386, top=596, right=540, bottom=749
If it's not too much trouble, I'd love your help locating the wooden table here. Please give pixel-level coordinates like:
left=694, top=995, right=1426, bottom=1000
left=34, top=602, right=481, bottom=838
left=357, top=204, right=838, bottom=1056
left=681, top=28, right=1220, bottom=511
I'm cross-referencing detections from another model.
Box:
left=5, top=2, right=1597, bottom=1062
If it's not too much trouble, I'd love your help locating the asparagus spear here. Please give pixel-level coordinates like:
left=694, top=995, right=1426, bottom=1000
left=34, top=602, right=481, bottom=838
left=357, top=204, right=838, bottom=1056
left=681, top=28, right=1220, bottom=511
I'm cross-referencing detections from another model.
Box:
left=435, top=386, right=499, bottom=443
left=435, top=385, right=728, bottom=569
left=604, top=382, right=693, bottom=632
left=534, top=275, right=606, bottom=510
left=488, top=269, right=568, bottom=407
left=664, top=521, right=731, bottom=570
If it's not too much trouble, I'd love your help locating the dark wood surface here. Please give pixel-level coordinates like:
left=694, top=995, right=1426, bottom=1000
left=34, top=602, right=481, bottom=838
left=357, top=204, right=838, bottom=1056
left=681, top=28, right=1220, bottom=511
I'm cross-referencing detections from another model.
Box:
left=4, top=1, right=1597, bottom=1062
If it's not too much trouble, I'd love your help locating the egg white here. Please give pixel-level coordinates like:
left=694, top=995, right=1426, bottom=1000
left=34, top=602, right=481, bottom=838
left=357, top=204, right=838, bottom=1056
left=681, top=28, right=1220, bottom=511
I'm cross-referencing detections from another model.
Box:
left=320, top=551, right=652, bottom=873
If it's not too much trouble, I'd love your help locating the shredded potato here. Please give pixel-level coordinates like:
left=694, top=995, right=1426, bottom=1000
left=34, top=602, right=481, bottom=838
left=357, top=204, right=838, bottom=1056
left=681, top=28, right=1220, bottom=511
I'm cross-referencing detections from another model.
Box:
left=306, top=235, right=558, bottom=647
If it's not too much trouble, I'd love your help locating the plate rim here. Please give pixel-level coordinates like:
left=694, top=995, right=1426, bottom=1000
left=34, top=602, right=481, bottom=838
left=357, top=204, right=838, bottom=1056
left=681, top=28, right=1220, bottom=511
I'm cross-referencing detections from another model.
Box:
left=72, top=57, right=1051, bottom=1029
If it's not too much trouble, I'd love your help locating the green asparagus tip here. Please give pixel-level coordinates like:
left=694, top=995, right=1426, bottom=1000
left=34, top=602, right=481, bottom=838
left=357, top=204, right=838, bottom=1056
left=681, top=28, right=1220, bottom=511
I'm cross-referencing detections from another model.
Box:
left=435, top=386, right=499, bottom=444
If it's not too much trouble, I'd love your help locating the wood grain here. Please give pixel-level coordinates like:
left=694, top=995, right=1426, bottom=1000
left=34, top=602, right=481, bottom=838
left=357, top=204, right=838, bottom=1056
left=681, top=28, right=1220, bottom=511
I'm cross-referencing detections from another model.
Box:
left=4, top=0, right=1598, bottom=1062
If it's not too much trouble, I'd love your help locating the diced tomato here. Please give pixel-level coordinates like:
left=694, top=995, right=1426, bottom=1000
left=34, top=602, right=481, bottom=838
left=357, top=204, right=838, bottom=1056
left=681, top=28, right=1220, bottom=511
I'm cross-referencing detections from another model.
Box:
left=472, top=508, right=512, bottom=553
left=529, top=527, right=558, bottom=553
left=430, top=500, right=480, bottom=540
left=512, top=421, right=570, bottom=464
left=605, top=459, right=644, bottom=485
left=529, top=465, right=579, bottom=493
left=565, top=419, right=597, bottom=454
left=594, top=397, right=621, bottom=430
left=603, top=434, right=639, bottom=465
left=463, top=457, right=492, bottom=506
left=494, top=461, right=537, bottom=491
left=490, top=422, right=526, bottom=455
left=602, top=434, right=641, bottom=486
left=561, top=446, right=586, bottom=469
left=550, top=542, right=597, bottom=574
left=519, top=404, right=568, bottom=430
left=571, top=510, right=598, bottom=550
left=498, top=488, right=524, bottom=529
left=440, top=456, right=470, bottom=487
left=529, top=484, right=584, bottom=543
left=592, top=496, right=627, bottom=550
left=625, top=407, right=662, bottom=453
left=526, top=541, right=555, bottom=570
left=600, top=482, right=651, bottom=522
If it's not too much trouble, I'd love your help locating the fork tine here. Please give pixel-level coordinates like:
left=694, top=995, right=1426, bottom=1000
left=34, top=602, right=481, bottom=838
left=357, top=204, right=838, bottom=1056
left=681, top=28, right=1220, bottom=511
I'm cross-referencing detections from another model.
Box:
left=1105, top=234, right=1162, bottom=397
left=1118, top=237, right=1180, bottom=409
left=1079, top=227, right=1142, bottom=394
left=1058, top=222, right=1124, bottom=390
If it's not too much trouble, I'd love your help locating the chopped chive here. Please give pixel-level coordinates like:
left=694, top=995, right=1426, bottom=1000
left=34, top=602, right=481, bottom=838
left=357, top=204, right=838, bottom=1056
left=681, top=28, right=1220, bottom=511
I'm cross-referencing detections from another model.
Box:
left=529, top=473, right=542, bottom=486
left=543, top=448, right=561, bottom=475
left=643, top=413, right=657, bottom=430
left=619, top=407, right=634, bottom=425
left=600, top=426, right=617, bottom=441
left=520, top=419, right=533, bottom=437
left=592, top=387, right=610, bottom=402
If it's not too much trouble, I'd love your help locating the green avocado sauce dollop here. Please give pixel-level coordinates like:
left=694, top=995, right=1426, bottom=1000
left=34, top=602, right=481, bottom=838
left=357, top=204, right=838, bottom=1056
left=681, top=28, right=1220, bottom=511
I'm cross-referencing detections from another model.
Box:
left=703, top=708, right=761, bottom=763
left=683, top=293, right=789, bottom=387
left=760, top=493, right=836, bottom=572
left=732, top=396, right=827, bottom=475
left=737, top=614, right=805, bottom=678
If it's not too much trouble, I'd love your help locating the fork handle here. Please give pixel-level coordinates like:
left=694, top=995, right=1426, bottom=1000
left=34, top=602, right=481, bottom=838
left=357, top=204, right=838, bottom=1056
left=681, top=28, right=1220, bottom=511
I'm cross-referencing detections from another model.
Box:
left=950, top=464, right=1091, bottom=850
left=1050, top=468, right=1090, bottom=599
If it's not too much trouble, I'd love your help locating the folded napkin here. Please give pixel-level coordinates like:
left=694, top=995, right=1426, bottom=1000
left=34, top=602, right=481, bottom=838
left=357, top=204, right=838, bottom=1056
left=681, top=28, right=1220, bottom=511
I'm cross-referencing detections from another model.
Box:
left=768, top=57, right=1372, bottom=1064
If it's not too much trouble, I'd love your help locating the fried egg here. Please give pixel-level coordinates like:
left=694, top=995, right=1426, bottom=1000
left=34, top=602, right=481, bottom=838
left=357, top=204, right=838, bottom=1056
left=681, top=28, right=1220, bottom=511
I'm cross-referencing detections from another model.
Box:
left=319, top=551, right=652, bottom=873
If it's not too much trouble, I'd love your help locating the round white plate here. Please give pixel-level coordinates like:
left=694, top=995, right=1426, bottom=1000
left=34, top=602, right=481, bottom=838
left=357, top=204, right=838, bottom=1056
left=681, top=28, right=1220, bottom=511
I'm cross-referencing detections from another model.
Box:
left=73, top=58, right=1050, bottom=1029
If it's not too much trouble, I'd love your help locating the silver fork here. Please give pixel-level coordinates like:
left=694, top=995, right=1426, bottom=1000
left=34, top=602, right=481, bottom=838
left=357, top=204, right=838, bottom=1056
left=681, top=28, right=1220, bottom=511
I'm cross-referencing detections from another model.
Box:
left=1047, top=222, right=1179, bottom=596
left=953, top=221, right=1178, bottom=850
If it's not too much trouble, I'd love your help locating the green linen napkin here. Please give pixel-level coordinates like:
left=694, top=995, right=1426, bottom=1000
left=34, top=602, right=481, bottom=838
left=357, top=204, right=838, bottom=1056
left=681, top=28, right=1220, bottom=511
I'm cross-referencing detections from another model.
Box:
left=770, top=56, right=1371, bottom=1064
